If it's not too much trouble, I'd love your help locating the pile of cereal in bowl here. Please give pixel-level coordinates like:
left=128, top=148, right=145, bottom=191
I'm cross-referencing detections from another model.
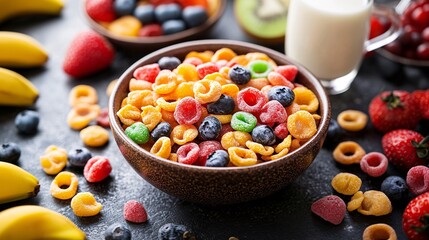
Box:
left=116, top=48, right=321, bottom=167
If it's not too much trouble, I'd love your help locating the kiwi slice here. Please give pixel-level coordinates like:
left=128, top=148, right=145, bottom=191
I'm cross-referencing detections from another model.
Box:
left=234, top=0, right=289, bottom=43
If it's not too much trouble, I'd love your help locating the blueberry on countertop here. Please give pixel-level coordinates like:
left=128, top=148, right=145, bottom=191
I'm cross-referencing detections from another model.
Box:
left=104, top=223, right=131, bottom=240
left=158, top=223, right=196, bottom=240
left=15, top=110, right=39, bottom=135
left=68, top=147, right=93, bottom=168
left=381, top=176, right=408, bottom=201
left=0, top=142, right=21, bottom=163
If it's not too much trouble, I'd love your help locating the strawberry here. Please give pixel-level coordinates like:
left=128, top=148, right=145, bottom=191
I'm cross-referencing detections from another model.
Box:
left=382, top=129, right=429, bottom=171
left=403, top=192, right=429, bottom=240
left=85, top=0, right=116, bottom=22
left=412, top=89, right=429, bottom=120
left=63, top=30, right=115, bottom=78
left=369, top=90, right=421, bottom=132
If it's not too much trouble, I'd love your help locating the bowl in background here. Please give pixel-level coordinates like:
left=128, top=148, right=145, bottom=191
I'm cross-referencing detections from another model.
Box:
left=109, top=40, right=331, bottom=205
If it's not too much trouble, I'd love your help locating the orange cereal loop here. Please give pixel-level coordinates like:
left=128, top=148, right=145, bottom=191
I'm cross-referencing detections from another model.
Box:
left=362, top=223, right=397, bottom=240
left=69, top=85, right=98, bottom=107
left=333, top=141, right=366, bottom=165
left=228, top=55, right=249, bottom=67
left=219, top=66, right=231, bottom=80
left=228, top=147, right=258, bottom=166
left=50, top=171, right=79, bottom=200
left=337, top=110, right=368, bottom=132
left=293, top=87, right=319, bottom=113
left=40, top=145, right=67, bottom=175
left=331, top=172, right=362, bottom=195
left=245, top=141, right=274, bottom=156
left=243, top=78, right=269, bottom=90
left=129, top=78, right=152, bottom=91
left=71, top=192, right=102, bottom=217
left=168, top=153, right=178, bottom=162
left=160, top=109, right=178, bottom=127
left=193, top=79, right=222, bottom=104
left=287, top=110, right=317, bottom=140
left=357, top=190, right=392, bottom=216
left=80, top=125, right=109, bottom=147
left=152, top=70, right=178, bottom=95
left=246, top=52, right=270, bottom=62
left=275, top=135, right=292, bottom=153
left=106, top=79, right=118, bottom=97
left=175, top=81, right=195, bottom=98
left=260, top=85, right=273, bottom=97
left=127, top=90, right=155, bottom=109
left=221, top=131, right=252, bottom=150
left=67, top=103, right=101, bottom=130
left=141, top=105, right=162, bottom=131
left=108, top=16, right=141, bottom=37
left=156, top=98, right=178, bottom=112
left=171, top=124, right=198, bottom=145
left=211, top=48, right=237, bottom=62
left=150, top=137, right=172, bottom=159
left=261, top=147, right=289, bottom=161
left=121, top=97, right=128, bottom=108
left=209, top=114, right=232, bottom=124
left=290, top=139, right=302, bottom=152
left=204, top=72, right=228, bottom=85
left=185, top=50, right=214, bottom=63
left=117, top=104, right=141, bottom=126
left=347, top=191, right=364, bottom=212
left=286, top=102, right=300, bottom=115
left=176, top=63, right=199, bottom=81
left=221, top=84, right=239, bottom=99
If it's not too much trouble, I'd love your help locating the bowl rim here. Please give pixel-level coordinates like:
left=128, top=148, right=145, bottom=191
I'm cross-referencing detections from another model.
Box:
left=81, top=0, right=226, bottom=44
left=109, top=39, right=331, bottom=172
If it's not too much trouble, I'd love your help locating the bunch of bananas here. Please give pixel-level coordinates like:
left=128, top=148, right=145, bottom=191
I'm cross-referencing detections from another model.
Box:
left=0, top=0, right=64, bottom=24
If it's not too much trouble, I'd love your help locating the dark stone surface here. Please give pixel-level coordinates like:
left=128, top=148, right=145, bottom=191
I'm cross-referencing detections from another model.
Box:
left=0, top=0, right=428, bottom=239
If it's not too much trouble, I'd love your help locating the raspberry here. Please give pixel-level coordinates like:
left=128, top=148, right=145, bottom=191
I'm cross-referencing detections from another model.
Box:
left=406, top=165, right=429, bottom=195
left=123, top=200, right=148, bottom=223
left=83, top=156, right=112, bottom=182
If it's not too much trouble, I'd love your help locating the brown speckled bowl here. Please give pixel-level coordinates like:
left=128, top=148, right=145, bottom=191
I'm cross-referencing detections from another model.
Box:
left=109, top=40, right=331, bottom=205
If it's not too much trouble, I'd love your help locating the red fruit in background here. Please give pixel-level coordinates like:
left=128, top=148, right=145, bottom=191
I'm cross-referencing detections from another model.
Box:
left=403, top=192, right=429, bottom=240
left=85, top=0, right=116, bottom=22
left=369, top=16, right=385, bottom=39
left=63, top=30, right=115, bottom=78
left=382, top=129, right=429, bottom=171
left=412, top=89, right=429, bottom=119
left=176, top=0, right=208, bottom=8
left=369, top=90, right=421, bottom=132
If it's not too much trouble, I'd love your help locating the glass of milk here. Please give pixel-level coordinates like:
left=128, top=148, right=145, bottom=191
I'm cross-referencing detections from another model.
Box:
left=285, top=0, right=400, bottom=95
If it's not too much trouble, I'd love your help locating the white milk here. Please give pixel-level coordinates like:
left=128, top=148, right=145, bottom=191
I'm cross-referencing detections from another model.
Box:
left=286, top=0, right=371, bottom=80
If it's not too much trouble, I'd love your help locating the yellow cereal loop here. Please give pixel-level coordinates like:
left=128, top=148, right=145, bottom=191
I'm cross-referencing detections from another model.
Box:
left=209, top=114, right=232, bottom=124
left=176, top=63, right=199, bottom=81
left=175, top=81, right=195, bottom=98
left=50, top=171, right=79, bottom=200
left=71, top=192, right=102, bottom=217
left=228, top=147, right=258, bottom=166
left=221, top=131, right=252, bottom=150
left=290, top=139, right=302, bottom=152
left=67, top=103, right=101, bottom=130
left=357, top=190, right=392, bottom=216
left=129, top=78, right=152, bottom=91
left=331, top=173, right=362, bottom=195
left=193, top=80, right=222, bottom=104
left=347, top=191, right=364, bottom=212
left=362, top=223, right=397, bottom=240
left=261, top=148, right=289, bottom=161
left=287, top=110, right=317, bottom=140
left=293, top=87, right=319, bottom=113
left=150, top=137, right=172, bottom=159
left=211, top=48, right=237, bottom=62
left=80, top=125, right=109, bottom=147
left=117, top=104, right=142, bottom=126
left=185, top=50, right=214, bottom=63
left=156, top=98, right=177, bottom=112
left=204, top=72, right=228, bottom=85
left=333, top=141, right=366, bottom=165
left=127, top=90, right=155, bottom=109
left=221, top=84, right=239, bottom=99
left=106, top=79, right=118, bottom=97
left=275, top=135, right=292, bottom=153
left=337, top=110, right=368, bottom=132
left=69, top=85, right=98, bottom=107
left=141, top=105, right=162, bottom=131
left=40, top=145, right=68, bottom=175
left=245, top=141, right=274, bottom=156
left=171, top=124, right=198, bottom=145
left=152, top=70, right=178, bottom=95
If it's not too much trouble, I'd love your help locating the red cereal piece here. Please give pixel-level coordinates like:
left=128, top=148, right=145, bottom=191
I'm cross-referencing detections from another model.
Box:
left=360, top=152, right=388, bottom=177
left=197, top=141, right=222, bottom=166
left=84, top=156, right=112, bottom=182
left=406, top=165, right=429, bottom=195
left=196, top=62, right=219, bottom=79
left=216, top=124, right=234, bottom=141
left=274, top=123, right=289, bottom=139
left=97, top=108, right=110, bottom=128
left=123, top=200, right=148, bottom=223
left=85, top=0, right=116, bottom=22
left=259, top=100, right=287, bottom=125
left=311, top=195, right=346, bottom=225
left=174, top=97, right=202, bottom=125
left=267, top=72, right=294, bottom=89
left=237, top=87, right=267, bottom=114
left=133, top=63, right=160, bottom=83
left=177, top=143, right=200, bottom=165
left=138, top=24, right=163, bottom=37
left=183, top=57, right=203, bottom=66
left=275, top=65, right=298, bottom=82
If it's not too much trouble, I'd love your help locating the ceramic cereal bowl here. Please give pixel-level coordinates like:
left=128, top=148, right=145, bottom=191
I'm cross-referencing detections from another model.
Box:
left=109, top=40, right=331, bottom=205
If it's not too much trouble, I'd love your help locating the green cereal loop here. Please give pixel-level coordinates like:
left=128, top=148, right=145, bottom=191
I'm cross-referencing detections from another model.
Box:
left=247, top=60, right=272, bottom=79
left=231, top=111, right=257, bottom=132
left=125, top=122, right=150, bottom=144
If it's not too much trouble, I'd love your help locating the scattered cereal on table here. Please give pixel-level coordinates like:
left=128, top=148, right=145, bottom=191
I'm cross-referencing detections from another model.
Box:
left=83, top=156, right=112, bottom=183
left=71, top=192, right=102, bottom=217
left=123, top=200, right=148, bottom=223
left=50, top=171, right=78, bottom=200
left=311, top=195, right=346, bottom=225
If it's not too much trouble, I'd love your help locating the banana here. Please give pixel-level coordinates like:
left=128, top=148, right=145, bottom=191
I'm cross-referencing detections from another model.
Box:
left=0, top=31, right=48, bottom=68
left=0, top=67, right=39, bottom=106
left=0, top=0, right=64, bottom=24
left=0, top=162, right=39, bottom=204
left=0, top=205, right=86, bottom=240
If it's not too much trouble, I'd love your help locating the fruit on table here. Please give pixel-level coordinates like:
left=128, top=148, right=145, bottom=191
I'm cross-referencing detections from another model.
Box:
left=0, top=205, right=85, bottom=240
left=0, top=0, right=63, bottom=24
left=15, top=110, right=40, bottom=135
left=0, top=142, right=21, bottom=163
left=0, top=67, right=39, bottom=107
left=403, top=192, right=429, bottom=240
left=0, top=161, right=39, bottom=204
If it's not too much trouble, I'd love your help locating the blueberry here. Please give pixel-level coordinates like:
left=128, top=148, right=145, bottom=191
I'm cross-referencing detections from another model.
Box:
left=114, top=0, right=136, bottom=16
left=206, top=150, right=229, bottom=167
left=381, top=176, right=408, bottom=201
left=324, top=119, right=344, bottom=147
left=182, top=6, right=208, bottom=28
left=68, top=147, right=92, bottom=168
left=267, top=86, right=295, bottom=107
left=134, top=4, right=155, bottom=24
left=198, top=116, right=221, bottom=140
left=158, top=56, right=181, bottom=70
left=158, top=223, right=196, bottom=240
left=155, top=3, right=182, bottom=23
left=151, top=122, right=172, bottom=141
left=207, top=94, right=235, bottom=115
left=104, top=223, right=131, bottom=240
left=15, top=110, right=39, bottom=135
left=0, top=142, right=21, bottom=163
left=251, top=125, right=276, bottom=146
left=162, top=19, right=186, bottom=35
left=229, top=65, right=251, bottom=85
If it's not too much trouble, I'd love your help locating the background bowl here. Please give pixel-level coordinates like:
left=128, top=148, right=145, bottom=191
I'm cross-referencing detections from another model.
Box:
left=82, top=0, right=226, bottom=51
left=109, top=40, right=331, bottom=205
